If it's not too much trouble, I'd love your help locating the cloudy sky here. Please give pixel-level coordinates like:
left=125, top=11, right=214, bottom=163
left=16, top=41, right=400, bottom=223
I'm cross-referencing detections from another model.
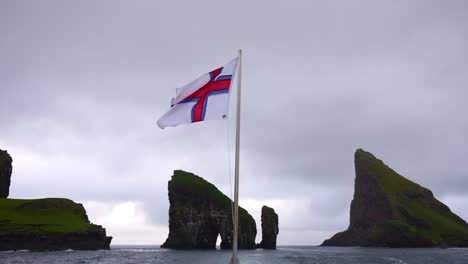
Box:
left=1, top=0, right=467, bottom=245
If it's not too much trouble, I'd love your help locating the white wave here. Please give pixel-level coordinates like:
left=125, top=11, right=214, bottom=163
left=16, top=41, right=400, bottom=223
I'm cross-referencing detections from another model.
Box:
left=114, top=248, right=167, bottom=253
left=383, top=256, right=408, bottom=264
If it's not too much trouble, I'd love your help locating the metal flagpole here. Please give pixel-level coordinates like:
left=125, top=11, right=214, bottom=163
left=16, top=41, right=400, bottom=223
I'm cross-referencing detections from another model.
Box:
left=230, top=49, right=242, bottom=264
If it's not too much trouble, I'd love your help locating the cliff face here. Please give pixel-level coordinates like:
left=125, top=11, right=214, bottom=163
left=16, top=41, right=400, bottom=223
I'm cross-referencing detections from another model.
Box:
left=322, top=149, right=468, bottom=247
left=258, top=205, right=279, bottom=249
left=161, top=170, right=257, bottom=249
left=0, top=198, right=112, bottom=251
left=0, top=149, right=12, bottom=198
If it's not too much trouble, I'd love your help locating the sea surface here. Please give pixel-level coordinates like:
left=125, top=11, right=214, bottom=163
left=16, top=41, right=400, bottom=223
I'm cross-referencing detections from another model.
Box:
left=1, top=246, right=468, bottom=264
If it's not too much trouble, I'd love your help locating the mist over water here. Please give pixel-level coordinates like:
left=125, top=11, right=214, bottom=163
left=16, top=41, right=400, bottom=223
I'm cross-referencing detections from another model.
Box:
left=1, top=246, right=468, bottom=264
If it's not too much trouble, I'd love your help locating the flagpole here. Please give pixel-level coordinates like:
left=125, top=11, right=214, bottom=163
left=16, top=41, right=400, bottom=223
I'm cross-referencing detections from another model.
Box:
left=230, top=49, right=242, bottom=264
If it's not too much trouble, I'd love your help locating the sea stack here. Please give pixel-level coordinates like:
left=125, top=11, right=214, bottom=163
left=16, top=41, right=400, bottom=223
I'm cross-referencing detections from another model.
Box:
left=0, top=149, right=12, bottom=198
left=161, top=170, right=257, bottom=249
left=322, top=149, right=468, bottom=247
left=258, top=205, right=279, bottom=249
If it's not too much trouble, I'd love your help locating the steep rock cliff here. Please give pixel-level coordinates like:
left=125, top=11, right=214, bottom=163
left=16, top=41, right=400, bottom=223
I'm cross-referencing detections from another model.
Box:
left=161, top=170, right=256, bottom=249
left=0, top=149, right=12, bottom=198
left=258, top=205, right=279, bottom=249
left=322, top=149, right=468, bottom=247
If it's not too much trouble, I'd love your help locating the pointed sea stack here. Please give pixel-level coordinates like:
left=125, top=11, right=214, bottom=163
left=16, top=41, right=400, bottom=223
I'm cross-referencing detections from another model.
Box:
left=258, top=205, right=279, bottom=249
left=162, top=170, right=257, bottom=249
left=0, top=149, right=12, bottom=198
left=322, top=149, right=468, bottom=247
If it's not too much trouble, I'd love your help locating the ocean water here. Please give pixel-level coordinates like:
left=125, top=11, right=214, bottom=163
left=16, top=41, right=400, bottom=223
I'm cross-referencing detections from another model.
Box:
left=1, top=246, right=468, bottom=264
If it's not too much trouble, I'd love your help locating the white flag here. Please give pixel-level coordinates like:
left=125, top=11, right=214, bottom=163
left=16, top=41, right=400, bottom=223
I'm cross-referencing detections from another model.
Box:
left=157, top=58, right=238, bottom=129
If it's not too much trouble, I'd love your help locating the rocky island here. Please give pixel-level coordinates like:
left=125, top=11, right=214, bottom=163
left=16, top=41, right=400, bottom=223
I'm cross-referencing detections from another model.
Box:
left=162, top=170, right=257, bottom=249
left=322, top=149, right=468, bottom=247
left=0, top=149, right=112, bottom=251
left=258, top=205, right=279, bottom=249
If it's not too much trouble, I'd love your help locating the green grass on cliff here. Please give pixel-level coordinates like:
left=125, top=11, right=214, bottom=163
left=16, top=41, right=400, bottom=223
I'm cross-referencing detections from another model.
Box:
left=0, top=198, right=96, bottom=234
left=171, top=170, right=231, bottom=207
left=356, top=149, right=468, bottom=245
left=355, top=149, right=427, bottom=196
left=171, top=170, right=254, bottom=223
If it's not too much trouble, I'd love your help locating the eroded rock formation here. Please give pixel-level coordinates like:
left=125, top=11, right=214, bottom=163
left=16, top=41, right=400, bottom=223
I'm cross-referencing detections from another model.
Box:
left=258, top=205, right=279, bottom=249
left=0, top=149, right=12, bottom=198
left=321, top=149, right=468, bottom=247
left=161, top=170, right=257, bottom=249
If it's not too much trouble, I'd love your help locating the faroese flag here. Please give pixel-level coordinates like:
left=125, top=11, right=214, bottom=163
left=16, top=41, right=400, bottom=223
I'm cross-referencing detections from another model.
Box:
left=157, top=58, right=238, bottom=129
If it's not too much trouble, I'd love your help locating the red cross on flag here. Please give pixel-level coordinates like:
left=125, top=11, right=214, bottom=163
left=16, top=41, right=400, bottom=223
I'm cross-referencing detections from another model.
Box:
left=157, top=58, right=238, bottom=129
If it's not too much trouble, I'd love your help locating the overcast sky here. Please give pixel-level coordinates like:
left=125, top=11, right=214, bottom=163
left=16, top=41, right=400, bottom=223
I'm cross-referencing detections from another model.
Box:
left=1, top=0, right=467, bottom=245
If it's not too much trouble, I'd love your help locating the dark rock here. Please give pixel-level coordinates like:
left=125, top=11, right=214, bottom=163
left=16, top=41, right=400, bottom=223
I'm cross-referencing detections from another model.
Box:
left=321, top=149, right=468, bottom=247
left=0, top=149, right=12, bottom=198
left=0, top=229, right=112, bottom=251
left=258, top=205, right=279, bottom=249
left=161, top=170, right=256, bottom=249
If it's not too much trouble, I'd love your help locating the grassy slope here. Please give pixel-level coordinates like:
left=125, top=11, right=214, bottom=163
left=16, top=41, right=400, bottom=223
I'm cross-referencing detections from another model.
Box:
left=171, top=170, right=254, bottom=224
left=0, top=198, right=96, bottom=234
left=356, top=149, right=468, bottom=245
